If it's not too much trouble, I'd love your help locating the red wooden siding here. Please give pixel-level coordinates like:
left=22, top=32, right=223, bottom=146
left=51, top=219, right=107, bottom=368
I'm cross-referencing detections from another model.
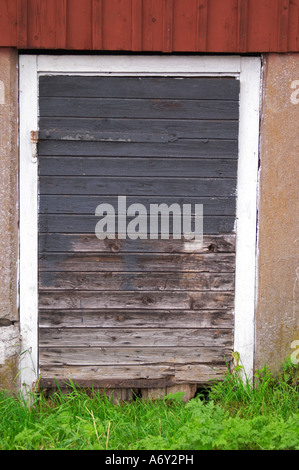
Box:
left=0, top=0, right=298, bottom=52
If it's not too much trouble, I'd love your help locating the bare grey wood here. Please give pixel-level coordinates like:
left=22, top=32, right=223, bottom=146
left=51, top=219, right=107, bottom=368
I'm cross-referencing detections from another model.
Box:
left=39, top=252, right=235, bottom=273
left=39, top=327, right=233, bottom=348
left=39, top=346, right=232, bottom=366
left=39, top=290, right=234, bottom=310
left=39, top=271, right=235, bottom=292
left=39, top=233, right=236, bottom=253
left=39, top=363, right=228, bottom=387
left=38, top=309, right=234, bottom=329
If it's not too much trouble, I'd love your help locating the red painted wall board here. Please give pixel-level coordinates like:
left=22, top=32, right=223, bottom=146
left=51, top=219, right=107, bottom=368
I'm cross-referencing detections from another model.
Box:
left=0, top=0, right=298, bottom=52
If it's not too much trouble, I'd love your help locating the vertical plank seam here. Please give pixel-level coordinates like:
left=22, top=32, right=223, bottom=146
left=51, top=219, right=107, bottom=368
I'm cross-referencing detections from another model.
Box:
left=196, top=0, right=208, bottom=52
left=55, top=0, right=67, bottom=49
left=17, top=0, right=28, bottom=48
left=278, top=0, right=290, bottom=52
left=237, top=0, right=248, bottom=53
left=131, top=0, right=143, bottom=51
left=162, top=0, right=173, bottom=53
left=92, top=0, right=103, bottom=50
left=32, top=0, right=41, bottom=49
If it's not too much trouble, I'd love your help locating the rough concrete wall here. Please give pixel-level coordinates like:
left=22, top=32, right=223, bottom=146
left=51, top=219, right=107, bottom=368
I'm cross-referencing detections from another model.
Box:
left=0, top=48, right=20, bottom=391
left=256, top=54, right=299, bottom=372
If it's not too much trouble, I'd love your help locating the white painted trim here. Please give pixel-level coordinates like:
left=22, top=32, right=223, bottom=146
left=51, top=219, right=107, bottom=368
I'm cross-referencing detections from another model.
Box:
left=19, top=55, right=39, bottom=393
left=234, top=57, right=261, bottom=379
left=37, top=55, right=241, bottom=75
left=19, top=54, right=260, bottom=390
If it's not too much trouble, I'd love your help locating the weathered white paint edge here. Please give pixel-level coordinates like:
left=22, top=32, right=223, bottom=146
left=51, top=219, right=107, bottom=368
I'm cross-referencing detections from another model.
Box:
left=19, top=55, right=39, bottom=394
left=37, top=55, right=241, bottom=75
left=234, top=57, right=261, bottom=379
left=19, top=54, right=260, bottom=390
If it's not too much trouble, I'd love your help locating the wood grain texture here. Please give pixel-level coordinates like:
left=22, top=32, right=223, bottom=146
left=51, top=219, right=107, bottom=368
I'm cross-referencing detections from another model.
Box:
left=39, top=233, right=236, bottom=252
left=39, top=346, right=232, bottom=366
left=39, top=291, right=234, bottom=310
left=38, top=74, right=238, bottom=388
left=39, top=363, right=228, bottom=388
left=39, top=309, right=234, bottom=329
left=39, top=327, right=233, bottom=347
left=39, top=271, right=235, bottom=292
left=39, top=253, right=235, bottom=273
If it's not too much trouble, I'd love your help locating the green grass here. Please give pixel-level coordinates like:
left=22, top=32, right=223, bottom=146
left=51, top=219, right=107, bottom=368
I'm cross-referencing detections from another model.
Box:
left=0, top=357, right=298, bottom=450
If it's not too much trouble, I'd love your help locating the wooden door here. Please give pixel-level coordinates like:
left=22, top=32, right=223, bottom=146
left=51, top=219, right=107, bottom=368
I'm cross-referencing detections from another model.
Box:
left=38, top=75, right=239, bottom=390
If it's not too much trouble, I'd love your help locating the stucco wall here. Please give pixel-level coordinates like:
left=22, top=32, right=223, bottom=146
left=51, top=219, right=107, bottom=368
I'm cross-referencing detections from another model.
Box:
left=256, top=54, right=299, bottom=372
left=0, top=48, right=20, bottom=391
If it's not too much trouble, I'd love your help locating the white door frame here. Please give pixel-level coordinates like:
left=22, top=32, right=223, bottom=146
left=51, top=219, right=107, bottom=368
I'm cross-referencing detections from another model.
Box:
left=19, top=54, right=261, bottom=392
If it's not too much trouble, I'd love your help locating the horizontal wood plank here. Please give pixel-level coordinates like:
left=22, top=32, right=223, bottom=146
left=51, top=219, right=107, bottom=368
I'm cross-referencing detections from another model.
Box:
left=39, top=156, right=238, bottom=178
left=39, top=117, right=239, bottom=141
left=39, top=327, right=233, bottom=347
left=38, top=139, right=238, bottom=158
left=39, top=76, right=240, bottom=100
left=39, top=290, right=234, bottom=310
left=39, top=196, right=236, bottom=216
left=39, top=97, right=239, bottom=120
left=38, top=309, right=234, bottom=329
left=39, top=252, right=235, bottom=272
left=39, top=363, right=228, bottom=388
left=39, top=346, right=232, bottom=366
left=39, top=176, right=237, bottom=196
left=39, top=233, right=236, bottom=252
left=39, top=271, right=235, bottom=292
left=39, top=214, right=235, bottom=234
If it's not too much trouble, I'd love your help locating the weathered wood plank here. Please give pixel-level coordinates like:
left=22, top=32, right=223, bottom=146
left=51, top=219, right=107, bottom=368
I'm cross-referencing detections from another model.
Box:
left=39, top=363, right=228, bottom=388
left=39, top=117, right=239, bottom=141
left=39, top=327, right=233, bottom=347
left=39, top=76, right=240, bottom=100
left=38, top=309, right=234, bottom=329
left=39, top=233, right=236, bottom=253
left=37, top=74, right=238, bottom=389
left=39, top=271, right=235, bottom=292
left=38, top=252, right=235, bottom=273
left=39, top=196, right=236, bottom=216
left=39, top=156, right=238, bottom=178
left=39, top=214, right=235, bottom=234
left=141, top=384, right=197, bottom=402
left=39, top=291, right=234, bottom=310
left=39, top=176, right=237, bottom=197
left=38, top=139, right=238, bottom=158
left=39, top=97, right=239, bottom=120
left=39, top=346, right=232, bottom=366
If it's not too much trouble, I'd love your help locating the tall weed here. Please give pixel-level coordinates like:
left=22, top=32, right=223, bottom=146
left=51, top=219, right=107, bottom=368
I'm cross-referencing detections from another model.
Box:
left=0, top=357, right=298, bottom=450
